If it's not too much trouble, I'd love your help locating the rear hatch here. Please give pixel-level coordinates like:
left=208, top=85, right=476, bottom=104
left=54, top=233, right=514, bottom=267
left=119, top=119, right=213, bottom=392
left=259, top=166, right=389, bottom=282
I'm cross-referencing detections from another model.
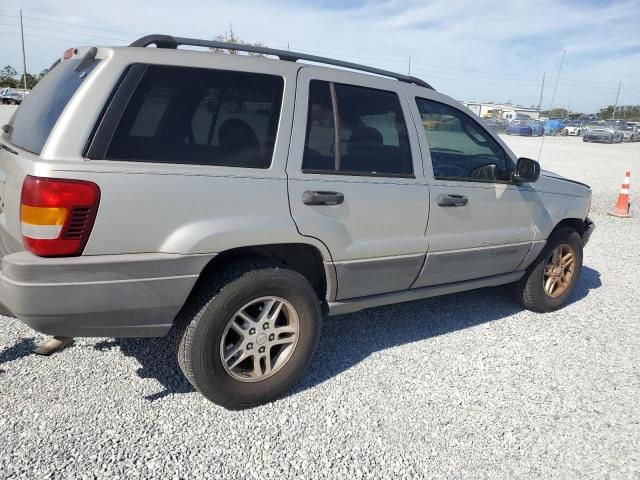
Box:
left=0, top=52, right=100, bottom=256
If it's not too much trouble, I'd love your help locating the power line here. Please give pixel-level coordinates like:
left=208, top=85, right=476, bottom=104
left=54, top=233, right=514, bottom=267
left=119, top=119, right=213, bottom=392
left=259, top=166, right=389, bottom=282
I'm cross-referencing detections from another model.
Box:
left=0, top=30, right=129, bottom=45
left=23, top=14, right=143, bottom=36
left=2, top=13, right=633, bottom=93
left=22, top=24, right=131, bottom=42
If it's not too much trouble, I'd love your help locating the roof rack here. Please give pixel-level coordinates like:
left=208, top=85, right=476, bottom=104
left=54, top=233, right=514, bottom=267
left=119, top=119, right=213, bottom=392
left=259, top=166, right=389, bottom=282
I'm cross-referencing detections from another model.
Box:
left=129, top=34, right=434, bottom=90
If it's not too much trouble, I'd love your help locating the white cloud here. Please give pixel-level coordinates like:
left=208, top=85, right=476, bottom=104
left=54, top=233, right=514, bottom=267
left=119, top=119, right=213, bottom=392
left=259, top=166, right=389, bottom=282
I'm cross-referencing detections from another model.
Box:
left=1, top=0, right=638, bottom=111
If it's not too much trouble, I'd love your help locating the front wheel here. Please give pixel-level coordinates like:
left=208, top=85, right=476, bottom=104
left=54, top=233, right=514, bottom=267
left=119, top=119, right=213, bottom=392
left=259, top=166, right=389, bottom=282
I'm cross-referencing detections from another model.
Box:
left=513, top=228, right=583, bottom=313
left=177, top=260, right=321, bottom=409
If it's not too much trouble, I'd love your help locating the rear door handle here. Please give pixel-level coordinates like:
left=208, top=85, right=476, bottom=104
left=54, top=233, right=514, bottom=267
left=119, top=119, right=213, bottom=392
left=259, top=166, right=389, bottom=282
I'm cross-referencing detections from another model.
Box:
left=303, top=191, right=344, bottom=206
left=437, top=194, right=468, bottom=207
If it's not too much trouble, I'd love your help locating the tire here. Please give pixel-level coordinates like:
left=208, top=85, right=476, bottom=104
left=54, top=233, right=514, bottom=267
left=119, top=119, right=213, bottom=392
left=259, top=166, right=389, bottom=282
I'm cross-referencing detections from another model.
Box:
left=177, top=259, right=321, bottom=409
left=513, top=228, right=583, bottom=313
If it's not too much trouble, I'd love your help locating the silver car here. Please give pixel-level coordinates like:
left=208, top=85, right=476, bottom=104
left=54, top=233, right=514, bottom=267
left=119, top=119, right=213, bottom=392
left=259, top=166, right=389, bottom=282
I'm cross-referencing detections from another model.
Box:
left=0, top=36, right=594, bottom=408
left=583, top=128, right=623, bottom=143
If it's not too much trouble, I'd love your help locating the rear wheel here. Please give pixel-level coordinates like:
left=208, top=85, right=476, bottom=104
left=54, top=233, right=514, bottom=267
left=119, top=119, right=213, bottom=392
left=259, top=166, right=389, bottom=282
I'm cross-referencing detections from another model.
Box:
left=177, top=259, right=321, bottom=409
left=513, top=228, right=583, bottom=313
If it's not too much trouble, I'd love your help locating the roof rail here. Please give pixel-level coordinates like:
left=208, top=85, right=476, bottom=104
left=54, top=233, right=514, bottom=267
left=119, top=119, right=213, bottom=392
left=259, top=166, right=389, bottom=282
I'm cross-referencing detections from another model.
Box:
left=129, top=34, right=434, bottom=90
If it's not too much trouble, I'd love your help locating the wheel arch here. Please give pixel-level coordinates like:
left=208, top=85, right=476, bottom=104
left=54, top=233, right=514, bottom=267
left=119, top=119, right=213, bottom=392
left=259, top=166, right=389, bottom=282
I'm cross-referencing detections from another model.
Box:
left=550, top=217, right=586, bottom=237
left=186, top=242, right=336, bottom=314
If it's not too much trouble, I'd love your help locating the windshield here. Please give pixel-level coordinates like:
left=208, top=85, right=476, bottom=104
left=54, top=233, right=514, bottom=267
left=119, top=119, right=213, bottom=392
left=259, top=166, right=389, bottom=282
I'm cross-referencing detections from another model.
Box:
left=7, top=57, right=100, bottom=154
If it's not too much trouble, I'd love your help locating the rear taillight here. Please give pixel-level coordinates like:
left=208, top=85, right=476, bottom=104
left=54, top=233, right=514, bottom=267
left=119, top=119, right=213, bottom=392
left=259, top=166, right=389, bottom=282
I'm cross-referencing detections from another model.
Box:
left=20, top=176, right=100, bottom=257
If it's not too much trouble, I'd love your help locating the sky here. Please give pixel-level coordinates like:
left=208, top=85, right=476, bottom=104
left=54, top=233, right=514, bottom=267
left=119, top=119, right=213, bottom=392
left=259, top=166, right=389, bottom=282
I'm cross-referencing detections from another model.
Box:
left=1, top=0, right=639, bottom=113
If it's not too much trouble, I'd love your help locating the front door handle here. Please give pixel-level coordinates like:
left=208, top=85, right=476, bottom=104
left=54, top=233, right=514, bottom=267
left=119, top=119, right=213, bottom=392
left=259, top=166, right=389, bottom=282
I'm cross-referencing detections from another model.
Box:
left=303, top=191, right=344, bottom=206
left=437, top=194, right=468, bottom=207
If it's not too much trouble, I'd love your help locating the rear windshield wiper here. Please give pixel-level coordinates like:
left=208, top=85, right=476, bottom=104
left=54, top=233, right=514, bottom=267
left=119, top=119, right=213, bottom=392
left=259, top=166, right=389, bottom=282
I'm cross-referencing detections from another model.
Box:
left=74, top=47, right=98, bottom=73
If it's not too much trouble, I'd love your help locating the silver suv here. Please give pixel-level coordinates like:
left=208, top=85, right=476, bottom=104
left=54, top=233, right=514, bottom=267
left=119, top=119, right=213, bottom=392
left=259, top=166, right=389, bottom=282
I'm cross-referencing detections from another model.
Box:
left=0, top=36, right=594, bottom=409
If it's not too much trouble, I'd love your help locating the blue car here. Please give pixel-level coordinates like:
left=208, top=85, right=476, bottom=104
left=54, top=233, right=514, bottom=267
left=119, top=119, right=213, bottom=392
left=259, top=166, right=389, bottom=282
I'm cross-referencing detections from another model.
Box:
left=544, top=119, right=566, bottom=136
left=506, top=120, right=543, bottom=136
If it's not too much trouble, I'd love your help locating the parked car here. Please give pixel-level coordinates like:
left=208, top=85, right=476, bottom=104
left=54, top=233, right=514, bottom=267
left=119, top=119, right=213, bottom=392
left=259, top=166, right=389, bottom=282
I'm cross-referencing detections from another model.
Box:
left=619, top=125, right=639, bottom=142
left=506, top=120, right=543, bottom=136
left=544, top=119, right=565, bottom=136
left=0, top=36, right=594, bottom=409
left=482, top=118, right=507, bottom=133
left=0, top=87, right=25, bottom=105
left=582, top=128, right=623, bottom=143
left=561, top=122, right=582, bottom=136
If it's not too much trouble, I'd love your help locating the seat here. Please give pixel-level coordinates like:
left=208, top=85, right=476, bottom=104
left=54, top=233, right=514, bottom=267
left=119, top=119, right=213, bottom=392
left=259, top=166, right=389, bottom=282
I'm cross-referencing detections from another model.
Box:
left=218, top=119, right=263, bottom=167
left=347, top=126, right=383, bottom=155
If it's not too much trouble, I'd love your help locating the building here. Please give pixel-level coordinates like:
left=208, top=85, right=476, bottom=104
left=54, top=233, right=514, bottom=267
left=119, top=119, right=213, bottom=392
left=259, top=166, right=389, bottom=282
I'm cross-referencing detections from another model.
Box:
left=462, top=102, right=540, bottom=121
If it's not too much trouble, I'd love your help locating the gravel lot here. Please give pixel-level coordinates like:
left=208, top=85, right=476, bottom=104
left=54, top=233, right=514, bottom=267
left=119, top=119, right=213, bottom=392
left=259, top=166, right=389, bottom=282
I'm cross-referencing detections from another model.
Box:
left=1, top=103, right=639, bottom=479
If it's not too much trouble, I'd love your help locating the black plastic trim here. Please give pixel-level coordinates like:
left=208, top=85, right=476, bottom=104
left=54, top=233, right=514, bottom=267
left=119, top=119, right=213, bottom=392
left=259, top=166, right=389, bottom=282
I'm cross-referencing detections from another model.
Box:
left=301, top=169, right=415, bottom=179
left=74, top=47, right=98, bottom=72
left=433, top=175, right=517, bottom=185
left=128, top=34, right=434, bottom=90
left=85, top=64, right=148, bottom=160
left=129, top=34, right=178, bottom=49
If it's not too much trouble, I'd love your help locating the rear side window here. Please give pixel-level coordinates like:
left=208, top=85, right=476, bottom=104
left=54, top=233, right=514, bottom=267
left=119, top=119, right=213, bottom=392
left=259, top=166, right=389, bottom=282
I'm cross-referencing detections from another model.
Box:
left=104, top=65, right=284, bottom=168
left=302, top=80, right=413, bottom=177
left=8, top=58, right=99, bottom=154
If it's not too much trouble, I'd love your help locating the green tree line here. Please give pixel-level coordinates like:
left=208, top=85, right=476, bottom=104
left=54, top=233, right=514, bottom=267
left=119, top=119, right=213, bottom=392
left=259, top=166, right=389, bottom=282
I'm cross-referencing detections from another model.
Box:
left=597, top=105, right=640, bottom=121
left=538, top=106, right=640, bottom=122
left=0, top=65, right=48, bottom=89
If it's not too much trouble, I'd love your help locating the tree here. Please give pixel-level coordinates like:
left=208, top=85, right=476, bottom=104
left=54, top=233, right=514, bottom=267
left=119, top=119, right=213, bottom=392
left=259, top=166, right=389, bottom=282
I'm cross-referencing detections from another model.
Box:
left=540, top=108, right=569, bottom=118
left=598, top=105, right=640, bottom=122
left=210, top=25, right=266, bottom=56
left=19, top=73, right=38, bottom=89
left=0, top=65, right=19, bottom=88
left=0, top=65, right=48, bottom=90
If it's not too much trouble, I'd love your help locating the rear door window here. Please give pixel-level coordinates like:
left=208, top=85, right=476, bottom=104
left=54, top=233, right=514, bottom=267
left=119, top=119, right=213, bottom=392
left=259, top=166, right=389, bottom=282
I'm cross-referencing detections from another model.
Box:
left=7, top=58, right=100, bottom=154
left=104, top=65, right=284, bottom=168
left=302, top=80, right=413, bottom=177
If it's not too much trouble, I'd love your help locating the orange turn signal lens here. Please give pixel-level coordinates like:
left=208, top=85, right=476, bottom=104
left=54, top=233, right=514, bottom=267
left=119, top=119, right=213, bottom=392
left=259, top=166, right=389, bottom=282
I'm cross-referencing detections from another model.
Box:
left=20, top=205, right=68, bottom=226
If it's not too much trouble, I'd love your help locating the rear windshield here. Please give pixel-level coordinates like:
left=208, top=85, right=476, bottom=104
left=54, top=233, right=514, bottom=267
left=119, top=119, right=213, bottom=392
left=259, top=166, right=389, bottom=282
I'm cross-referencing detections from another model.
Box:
left=8, top=58, right=99, bottom=154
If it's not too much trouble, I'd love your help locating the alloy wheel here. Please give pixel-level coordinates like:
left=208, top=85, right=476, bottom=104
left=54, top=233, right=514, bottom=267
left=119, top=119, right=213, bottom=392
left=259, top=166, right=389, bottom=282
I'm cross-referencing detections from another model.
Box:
left=220, top=296, right=300, bottom=382
left=543, top=244, right=576, bottom=298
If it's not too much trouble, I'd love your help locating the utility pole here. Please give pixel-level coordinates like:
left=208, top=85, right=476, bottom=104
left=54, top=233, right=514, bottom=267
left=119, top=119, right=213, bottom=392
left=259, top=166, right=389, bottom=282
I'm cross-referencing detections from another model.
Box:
left=612, top=81, right=621, bottom=120
left=537, top=72, right=545, bottom=112
left=20, top=9, right=27, bottom=92
left=407, top=56, right=411, bottom=76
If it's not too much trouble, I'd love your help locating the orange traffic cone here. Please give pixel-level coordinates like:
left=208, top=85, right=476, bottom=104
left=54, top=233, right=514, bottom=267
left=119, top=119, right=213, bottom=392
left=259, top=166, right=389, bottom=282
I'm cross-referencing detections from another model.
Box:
left=609, top=171, right=631, bottom=218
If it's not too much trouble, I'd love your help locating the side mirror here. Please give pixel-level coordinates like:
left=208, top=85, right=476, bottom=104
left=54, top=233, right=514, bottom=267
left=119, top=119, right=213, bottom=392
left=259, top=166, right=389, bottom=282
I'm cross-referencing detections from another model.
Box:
left=514, top=157, right=540, bottom=183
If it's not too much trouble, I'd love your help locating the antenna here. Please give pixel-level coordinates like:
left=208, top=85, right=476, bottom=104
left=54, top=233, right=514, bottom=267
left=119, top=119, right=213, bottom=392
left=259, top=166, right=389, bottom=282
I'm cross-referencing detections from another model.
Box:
left=612, top=81, right=621, bottom=120
left=538, top=49, right=565, bottom=163
left=537, top=72, right=545, bottom=112
left=20, top=9, right=27, bottom=93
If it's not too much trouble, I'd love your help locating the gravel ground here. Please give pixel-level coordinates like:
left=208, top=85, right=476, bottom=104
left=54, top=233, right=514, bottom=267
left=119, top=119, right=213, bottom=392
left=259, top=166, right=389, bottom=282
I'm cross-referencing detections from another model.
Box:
left=1, top=104, right=639, bottom=479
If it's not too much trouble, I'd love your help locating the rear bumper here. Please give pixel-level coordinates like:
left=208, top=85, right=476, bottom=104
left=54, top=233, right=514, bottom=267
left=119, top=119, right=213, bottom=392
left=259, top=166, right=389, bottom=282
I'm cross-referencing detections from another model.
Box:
left=0, top=251, right=214, bottom=337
